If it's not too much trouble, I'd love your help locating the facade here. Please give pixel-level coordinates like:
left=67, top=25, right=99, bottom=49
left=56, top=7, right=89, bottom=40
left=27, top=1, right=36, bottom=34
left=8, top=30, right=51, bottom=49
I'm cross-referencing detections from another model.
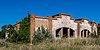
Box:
left=14, top=22, right=20, bottom=31
left=30, top=13, right=97, bottom=40
left=15, top=13, right=98, bottom=44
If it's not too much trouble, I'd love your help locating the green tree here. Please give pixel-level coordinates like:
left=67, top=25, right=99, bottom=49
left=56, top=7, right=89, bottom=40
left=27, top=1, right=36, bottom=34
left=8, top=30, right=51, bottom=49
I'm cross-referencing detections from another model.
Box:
left=7, top=24, right=15, bottom=38
left=6, top=16, right=30, bottom=43
left=97, top=23, right=100, bottom=36
left=0, top=24, right=15, bottom=39
left=17, top=16, right=30, bottom=43
left=7, top=30, right=18, bottom=42
left=0, top=25, right=8, bottom=39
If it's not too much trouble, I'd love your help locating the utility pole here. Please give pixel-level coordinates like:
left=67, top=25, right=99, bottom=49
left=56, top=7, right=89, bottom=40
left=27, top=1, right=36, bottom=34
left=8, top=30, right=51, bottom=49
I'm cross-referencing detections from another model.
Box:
left=27, top=10, right=30, bottom=16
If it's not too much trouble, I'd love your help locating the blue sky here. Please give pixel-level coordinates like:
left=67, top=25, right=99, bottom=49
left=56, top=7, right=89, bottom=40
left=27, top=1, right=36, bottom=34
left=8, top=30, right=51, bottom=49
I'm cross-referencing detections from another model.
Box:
left=0, top=0, right=100, bottom=30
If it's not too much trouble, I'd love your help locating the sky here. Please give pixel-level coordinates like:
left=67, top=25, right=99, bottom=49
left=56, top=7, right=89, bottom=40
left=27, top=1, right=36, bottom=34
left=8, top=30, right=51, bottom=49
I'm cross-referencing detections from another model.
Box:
left=0, top=0, right=100, bottom=30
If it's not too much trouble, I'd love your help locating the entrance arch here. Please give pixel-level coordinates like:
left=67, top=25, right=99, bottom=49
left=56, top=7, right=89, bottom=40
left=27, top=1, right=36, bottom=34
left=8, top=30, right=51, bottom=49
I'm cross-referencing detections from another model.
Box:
left=81, top=29, right=90, bottom=38
left=70, top=29, right=75, bottom=37
left=55, top=27, right=75, bottom=38
left=56, top=28, right=62, bottom=37
left=63, top=27, right=68, bottom=37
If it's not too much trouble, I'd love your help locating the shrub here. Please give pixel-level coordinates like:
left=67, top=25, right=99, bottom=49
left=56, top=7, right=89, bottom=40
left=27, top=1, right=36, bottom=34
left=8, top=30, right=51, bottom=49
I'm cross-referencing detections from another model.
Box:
left=7, top=30, right=18, bottom=43
left=7, top=16, right=30, bottom=43
left=18, top=16, right=30, bottom=43
left=89, top=33, right=98, bottom=38
left=32, top=26, right=52, bottom=45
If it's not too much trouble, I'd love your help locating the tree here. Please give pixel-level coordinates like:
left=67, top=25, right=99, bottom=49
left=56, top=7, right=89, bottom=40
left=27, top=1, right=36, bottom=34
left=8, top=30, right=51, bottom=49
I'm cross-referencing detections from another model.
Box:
left=0, top=25, right=8, bottom=39
left=97, top=23, right=100, bottom=36
left=17, top=16, right=30, bottom=43
left=7, top=30, right=18, bottom=42
left=0, top=24, right=15, bottom=39
left=6, top=16, right=30, bottom=43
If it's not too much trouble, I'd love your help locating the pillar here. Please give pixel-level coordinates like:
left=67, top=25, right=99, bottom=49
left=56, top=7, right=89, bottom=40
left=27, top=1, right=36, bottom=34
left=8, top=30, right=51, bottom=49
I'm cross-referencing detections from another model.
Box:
left=68, top=28, right=70, bottom=38
left=80, top=31, right=81, bottom=38
left=77, top=22, right=80, bottom=38
left=82, top=31, right=84, bottom=38
left=48, top=16, right=52, bottom=33
left=30, top=14, right=35, bottom=45
left=58, top=28, right=62, bottom=38
left=91, top=26, right=93, bottom=33
left=61, top=27, right=63, bottom=37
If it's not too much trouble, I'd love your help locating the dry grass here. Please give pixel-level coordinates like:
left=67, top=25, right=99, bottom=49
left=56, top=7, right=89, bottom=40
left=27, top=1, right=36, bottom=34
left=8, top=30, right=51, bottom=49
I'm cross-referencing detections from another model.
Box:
left=0, top=38, right=100, bottom=50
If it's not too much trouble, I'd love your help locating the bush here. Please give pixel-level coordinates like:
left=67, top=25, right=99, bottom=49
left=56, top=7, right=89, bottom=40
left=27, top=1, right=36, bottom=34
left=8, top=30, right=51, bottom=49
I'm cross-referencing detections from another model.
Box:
left=89, top=33, right=98, bottom=38
left=7, top=30, right=18, bottom=43
left=18, top=16, right=30, bottom=43
left=0, top=31, right=5, bottom=39
left=32, top=26, right=52, bottom=45
left=7, top=16, right=30, bottom=43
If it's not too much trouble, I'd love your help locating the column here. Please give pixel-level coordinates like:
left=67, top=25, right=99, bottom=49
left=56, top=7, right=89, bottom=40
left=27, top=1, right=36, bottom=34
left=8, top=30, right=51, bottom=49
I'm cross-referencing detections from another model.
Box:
left=82, top=31, right=84, bottom=38
left=58, top=29, right=61, bottom=37
left=48, top=16, right=52, bottom=33
left=62, top=28, right=63, bottom=37
left=68, top=28, right=70, bottom=38
left=96, top=30, right=97, bottom=35
left=77, top=23, right=80, bottom=38
left=80, top=31, right=81, bottom=38
left=30, top=14, right=35, bottom=45
left=61, top=28, right=63, bottom=37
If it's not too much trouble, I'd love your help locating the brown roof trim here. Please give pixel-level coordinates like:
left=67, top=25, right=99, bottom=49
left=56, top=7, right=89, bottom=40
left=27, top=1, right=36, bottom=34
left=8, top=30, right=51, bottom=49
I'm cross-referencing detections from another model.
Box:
left=74, top=18, right=90, bottom=24
left=59, top=13, right=71, bottom=16
left=89, top=22, right=97, bottom=26
left=74, top=20, right=81, bottom=23
left=70, top=18, right=75, bottom=20
left=35, top=16, right=48, bottom=19
left=52, top=13, right=71, bottom=18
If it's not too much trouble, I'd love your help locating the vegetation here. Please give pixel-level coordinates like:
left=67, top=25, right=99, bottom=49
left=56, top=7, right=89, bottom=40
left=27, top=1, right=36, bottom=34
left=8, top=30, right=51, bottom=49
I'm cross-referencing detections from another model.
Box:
left=0, top=16, right=100, bottom=50
left=97, top=24, right=100, bottom=36
left=89, top=32, right=98, bottom=38
left=17, top=16, right=30, bottom=43
left=0, top=24, right=15, bottom=39
left=0, top=16, right=30, bottom=44
left=32, top=26, right=52, bottom=45
left=0, top=38, right=100, bottom=50
left=0, top=25, right=7, bottom=39
left=88, top=23, right=100, bottom=38
left=0, top=30, right=4, bottom=39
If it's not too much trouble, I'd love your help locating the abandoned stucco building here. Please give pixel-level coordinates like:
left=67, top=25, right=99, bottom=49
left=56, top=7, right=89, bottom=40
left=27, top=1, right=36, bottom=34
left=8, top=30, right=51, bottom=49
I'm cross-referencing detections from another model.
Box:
left=29, top=13, right=97, bottom=40
left=15, top=13, right=98, bottom=44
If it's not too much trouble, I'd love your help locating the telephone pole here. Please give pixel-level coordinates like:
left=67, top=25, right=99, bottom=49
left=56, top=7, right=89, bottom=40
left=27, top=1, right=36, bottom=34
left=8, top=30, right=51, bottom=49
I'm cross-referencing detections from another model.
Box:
left=27, top=10, right=30, bottom=16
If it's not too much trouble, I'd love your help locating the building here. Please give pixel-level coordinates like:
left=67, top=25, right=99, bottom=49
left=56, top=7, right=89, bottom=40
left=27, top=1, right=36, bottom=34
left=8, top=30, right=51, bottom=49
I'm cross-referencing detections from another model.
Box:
left=15, top=13, right=98, bottom=44
left=30, top=13, right=97, bottom=39
left=14, top=22, right=20, bottom=31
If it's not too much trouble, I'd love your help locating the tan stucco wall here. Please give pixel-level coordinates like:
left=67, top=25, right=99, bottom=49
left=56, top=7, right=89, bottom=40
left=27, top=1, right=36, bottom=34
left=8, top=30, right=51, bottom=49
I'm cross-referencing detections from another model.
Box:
left=52, top=15, right=78, bottom=38
left=35, top=18, right=49, bottom=31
